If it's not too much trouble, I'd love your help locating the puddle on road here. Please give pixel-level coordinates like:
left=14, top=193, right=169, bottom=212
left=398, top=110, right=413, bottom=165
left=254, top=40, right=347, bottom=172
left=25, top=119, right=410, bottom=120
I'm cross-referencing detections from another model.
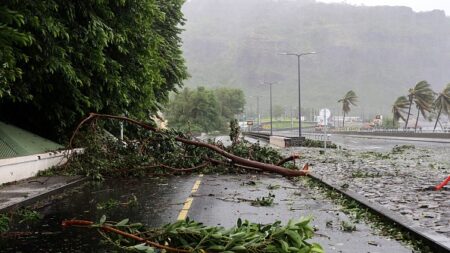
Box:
left=0, top=176, right=197, bottom=252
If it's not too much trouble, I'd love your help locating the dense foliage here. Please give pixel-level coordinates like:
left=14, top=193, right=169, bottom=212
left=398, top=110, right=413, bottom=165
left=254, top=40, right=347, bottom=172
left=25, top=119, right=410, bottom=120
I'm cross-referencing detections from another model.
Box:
left=404, top=81, right=435, bottom=129
left=67, top=216, right=323, bottom=253
left=59, top=117, right=296, bottom=180
left=0, top=0, right=187, bottom=141
left=166, top=86, right=246, bottom=133
left=215, top=87, right=246, bottom=120
left=433, top=84, right=450, bottom=131
left=0, top=6, right=33, bottom=97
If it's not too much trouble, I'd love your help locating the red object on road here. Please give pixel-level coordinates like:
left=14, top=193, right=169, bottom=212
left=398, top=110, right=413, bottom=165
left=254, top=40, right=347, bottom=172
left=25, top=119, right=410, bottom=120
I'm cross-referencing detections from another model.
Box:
left=435, top=175, right=450, bottom=191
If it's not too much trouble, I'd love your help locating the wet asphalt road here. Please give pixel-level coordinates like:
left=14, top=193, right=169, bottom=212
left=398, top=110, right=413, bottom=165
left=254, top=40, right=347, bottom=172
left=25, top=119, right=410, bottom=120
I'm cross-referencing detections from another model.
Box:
left=188, top=174, right=411, bottom=253
left=2, top=175, right=412, bottom=252
left=271, top=129, right=450, bottom=152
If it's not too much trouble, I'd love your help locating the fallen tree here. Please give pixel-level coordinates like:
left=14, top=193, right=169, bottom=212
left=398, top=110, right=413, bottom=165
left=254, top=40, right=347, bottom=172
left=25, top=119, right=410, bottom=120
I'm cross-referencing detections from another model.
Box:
left=64, top=113, right=308, bottom=178
left=62, top=216, right=323, bottom=253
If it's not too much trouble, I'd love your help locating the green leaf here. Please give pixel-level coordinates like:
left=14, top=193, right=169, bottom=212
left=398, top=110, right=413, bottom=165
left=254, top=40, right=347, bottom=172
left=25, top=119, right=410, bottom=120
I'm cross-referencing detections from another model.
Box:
left=279, top=239, right=290, bottom=253
left=298, top=246, right=311, bottom=253
left=99, top=215, right=106, bottom=225
left=133, top=243, right=149, bottom=251
left=145, top=248, right=155, bottom=253
left=116, top=218, right=129, bottom=226
left=310, top=243, right=324, bottom=253
left=208, top=245, right=226, bottom=251
left=230, top=245, right=246, bottom=251
left=285, top=230, right=302, bottom=247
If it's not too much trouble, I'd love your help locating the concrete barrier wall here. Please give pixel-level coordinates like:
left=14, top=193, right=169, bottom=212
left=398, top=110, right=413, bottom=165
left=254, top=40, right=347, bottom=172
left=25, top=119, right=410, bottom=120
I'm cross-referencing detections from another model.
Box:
left=336, top=131, right=450, bottom=139
left=269, top=136, right=287, bottom=147
left=0, top=149, right=82, bottom=185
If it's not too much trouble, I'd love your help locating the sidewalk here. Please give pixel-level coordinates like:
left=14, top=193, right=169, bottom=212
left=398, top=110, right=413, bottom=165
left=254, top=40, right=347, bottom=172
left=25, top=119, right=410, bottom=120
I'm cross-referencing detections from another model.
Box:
left=0, top=176, right=85, bottom=212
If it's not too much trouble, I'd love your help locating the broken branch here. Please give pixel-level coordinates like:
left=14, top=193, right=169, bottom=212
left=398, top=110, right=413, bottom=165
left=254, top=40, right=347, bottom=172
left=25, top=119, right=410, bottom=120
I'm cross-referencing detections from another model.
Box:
left=69, top=113, right=307, bottom=177
left=276, top=155, right=300, bottom=166
left=62, top=220, right=190, bottom=253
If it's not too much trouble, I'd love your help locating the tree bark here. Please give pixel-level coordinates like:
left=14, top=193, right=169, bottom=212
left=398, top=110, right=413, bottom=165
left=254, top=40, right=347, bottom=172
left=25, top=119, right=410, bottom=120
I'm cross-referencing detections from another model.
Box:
left=414, top=108, right=420, bottom=133
left=404, top=98, right=413, bottom=130
left=62, top=220, right=190, bottom=253
left=69, top=113, right=308, bottom=177
left=276, top=155, right=300, bottom=166
left=433, top=107, right=442, bottom=132
left=342, top=112, right=345, bottom=128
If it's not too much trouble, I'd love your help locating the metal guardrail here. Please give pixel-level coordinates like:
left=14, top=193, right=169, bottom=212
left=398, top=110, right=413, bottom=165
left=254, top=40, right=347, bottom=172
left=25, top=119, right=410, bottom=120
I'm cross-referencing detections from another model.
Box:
left=333, top=128, right=450, bottom=134
left=242, top=132, right=271, bottom=141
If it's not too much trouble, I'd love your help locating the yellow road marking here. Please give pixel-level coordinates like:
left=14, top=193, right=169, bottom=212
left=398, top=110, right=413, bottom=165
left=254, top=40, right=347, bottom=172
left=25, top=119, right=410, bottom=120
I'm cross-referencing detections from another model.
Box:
left=177, top=174, right=203, bottom=220
left=191, top=180, right=202, bottom=193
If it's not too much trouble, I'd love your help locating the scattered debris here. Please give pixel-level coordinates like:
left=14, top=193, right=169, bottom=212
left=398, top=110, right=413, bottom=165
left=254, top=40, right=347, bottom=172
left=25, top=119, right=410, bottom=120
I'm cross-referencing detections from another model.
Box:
left=62, top=216, right=323, bottom=252
left=251, top=193, right=276, bottom=207
left=340, top=221, right=356, bottom=232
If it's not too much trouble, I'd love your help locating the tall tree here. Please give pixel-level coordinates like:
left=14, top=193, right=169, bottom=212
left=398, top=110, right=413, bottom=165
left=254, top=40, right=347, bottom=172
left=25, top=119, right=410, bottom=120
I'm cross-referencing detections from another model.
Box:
left=0, top=6, right=33, bottom=99
left=0, top=0, right=187, bottom=141
left=273, top=105, right=285, bottom=119
left=407, top=81, right=435, bottom=131
left=391, top=96, right=409, bottom=127
left=433, top=83, right=450, bottom=132
left=338, top=90, right=358, bottom=128
left=213, top=87, right=246, bottom=121
left=166, top=87, right=224, bottom=133
left=404, top=81, right=433, bottom=129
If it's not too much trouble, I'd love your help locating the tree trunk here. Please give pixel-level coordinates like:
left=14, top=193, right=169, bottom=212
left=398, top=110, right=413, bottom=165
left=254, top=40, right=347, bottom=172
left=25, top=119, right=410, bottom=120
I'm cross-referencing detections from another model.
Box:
left=404, top=98, right=413, bottom=130
left=342, top=112, right=345, bottom=128
left=433, top=107, right=442, bottom=132
left=69, top=113, right=308, bottom=177
left=414, top=108, right=420, bottom=133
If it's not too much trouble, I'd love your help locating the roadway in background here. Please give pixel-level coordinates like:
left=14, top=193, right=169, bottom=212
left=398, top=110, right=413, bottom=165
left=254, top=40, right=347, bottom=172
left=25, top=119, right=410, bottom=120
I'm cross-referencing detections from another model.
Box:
left=269, top=129, right=450, bottom=152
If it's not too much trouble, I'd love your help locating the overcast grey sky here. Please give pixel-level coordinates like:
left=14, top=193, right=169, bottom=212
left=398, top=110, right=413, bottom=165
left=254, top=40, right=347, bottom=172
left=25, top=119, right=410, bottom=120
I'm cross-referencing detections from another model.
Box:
left=317, top=0, right=450, bottom=15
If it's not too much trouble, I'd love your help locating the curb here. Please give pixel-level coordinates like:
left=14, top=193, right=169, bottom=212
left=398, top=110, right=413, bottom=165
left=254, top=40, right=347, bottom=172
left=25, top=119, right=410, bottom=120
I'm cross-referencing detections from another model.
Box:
left=0, top=177, right=87, bottom=213
left=308, top=172, right=450, bottom=253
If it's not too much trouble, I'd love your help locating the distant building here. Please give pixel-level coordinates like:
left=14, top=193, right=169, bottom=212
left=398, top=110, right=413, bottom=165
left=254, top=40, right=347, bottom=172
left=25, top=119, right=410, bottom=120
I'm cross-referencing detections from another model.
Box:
left=332, top=116, right=361, bottom=123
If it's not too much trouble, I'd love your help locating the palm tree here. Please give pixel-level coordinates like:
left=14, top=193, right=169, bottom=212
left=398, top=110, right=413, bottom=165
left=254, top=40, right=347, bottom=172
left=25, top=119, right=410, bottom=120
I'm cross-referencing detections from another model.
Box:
left=338, top=90, right=358, bottom=128
left=433, top=83, right=450, bottom=132
left=404, top=81, right=433, bottom=130
left=413, top=82, right=435, bottom=131
left=391, top=96, right=409, bottom=128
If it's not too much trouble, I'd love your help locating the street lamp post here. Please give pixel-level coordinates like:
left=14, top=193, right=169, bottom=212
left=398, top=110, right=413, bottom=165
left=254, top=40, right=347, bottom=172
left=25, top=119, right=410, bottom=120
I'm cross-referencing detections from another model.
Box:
left=256, top=96, right=260, bottom=132
left=280, top=52, right=316, bottom=138
left=270, top=83, right=273, bottom=136
left=262, top=81, right=276, bottom=135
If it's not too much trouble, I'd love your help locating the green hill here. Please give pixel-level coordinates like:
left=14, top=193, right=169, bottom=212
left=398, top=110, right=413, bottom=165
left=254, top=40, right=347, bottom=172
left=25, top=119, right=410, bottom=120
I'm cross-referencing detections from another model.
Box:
left=181, top=0, right=450, bottom=118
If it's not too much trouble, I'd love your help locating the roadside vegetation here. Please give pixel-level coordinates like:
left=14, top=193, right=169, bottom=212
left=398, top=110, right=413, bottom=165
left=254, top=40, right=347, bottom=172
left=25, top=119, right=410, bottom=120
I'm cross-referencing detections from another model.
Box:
left=0, top=1, right=187, bottom=142
left=58, top=114, right=306, bottom=180
left=388, top=81, right=450, bottom=132
left=165, top=87, right=245, bottom=133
